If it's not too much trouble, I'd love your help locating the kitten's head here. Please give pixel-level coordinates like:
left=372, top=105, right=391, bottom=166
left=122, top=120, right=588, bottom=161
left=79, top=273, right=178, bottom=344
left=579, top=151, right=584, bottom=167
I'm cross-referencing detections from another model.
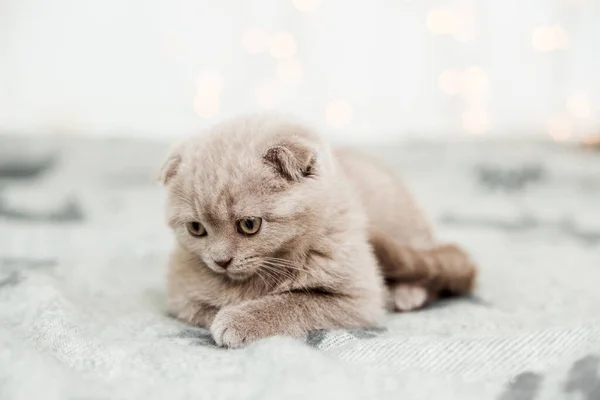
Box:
left=159, top=115, right=335, bottom=281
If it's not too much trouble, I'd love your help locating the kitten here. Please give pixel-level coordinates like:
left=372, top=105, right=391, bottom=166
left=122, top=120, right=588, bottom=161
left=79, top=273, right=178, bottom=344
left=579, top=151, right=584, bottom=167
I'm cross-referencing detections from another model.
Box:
left=160, top=114, right=477, bottom=348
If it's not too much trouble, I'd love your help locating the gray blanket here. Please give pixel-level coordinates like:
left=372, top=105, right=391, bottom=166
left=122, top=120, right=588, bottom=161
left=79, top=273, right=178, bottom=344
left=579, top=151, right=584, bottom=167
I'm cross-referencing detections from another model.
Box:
left=1, top=136, right=599, bottom=400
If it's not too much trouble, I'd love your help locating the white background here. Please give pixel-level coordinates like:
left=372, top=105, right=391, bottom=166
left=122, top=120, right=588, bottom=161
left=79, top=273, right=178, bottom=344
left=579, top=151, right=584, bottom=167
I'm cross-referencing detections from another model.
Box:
left=1, top=0, right=598, bottom=142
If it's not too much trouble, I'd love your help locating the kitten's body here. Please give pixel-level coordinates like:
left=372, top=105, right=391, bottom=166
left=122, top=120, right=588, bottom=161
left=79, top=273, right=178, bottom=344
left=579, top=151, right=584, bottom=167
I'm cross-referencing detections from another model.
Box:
left=161, top=115, right=476, bottom=347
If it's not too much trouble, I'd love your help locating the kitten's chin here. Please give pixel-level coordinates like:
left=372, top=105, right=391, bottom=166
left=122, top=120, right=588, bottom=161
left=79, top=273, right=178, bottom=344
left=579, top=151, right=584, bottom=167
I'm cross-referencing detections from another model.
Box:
left=225, top=270, right=253, bottom=282
left=203, top=263, right=252, bottom=281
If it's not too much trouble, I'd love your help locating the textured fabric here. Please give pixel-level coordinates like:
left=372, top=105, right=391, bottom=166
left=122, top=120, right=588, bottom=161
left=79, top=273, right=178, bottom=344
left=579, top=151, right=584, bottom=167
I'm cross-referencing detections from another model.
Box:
left=1, top=136, right=599, bottom=399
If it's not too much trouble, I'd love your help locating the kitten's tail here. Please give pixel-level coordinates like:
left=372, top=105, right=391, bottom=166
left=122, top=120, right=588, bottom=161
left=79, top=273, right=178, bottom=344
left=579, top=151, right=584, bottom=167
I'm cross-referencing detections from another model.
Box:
left=370, top=233, right=477, bottom=295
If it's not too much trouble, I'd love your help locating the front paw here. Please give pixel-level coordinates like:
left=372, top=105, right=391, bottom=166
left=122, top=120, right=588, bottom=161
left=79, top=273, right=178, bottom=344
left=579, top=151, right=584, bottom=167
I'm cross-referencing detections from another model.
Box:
left=210, top=306, right=266, bottom=348
left=170, top=301, right=217, bottom=328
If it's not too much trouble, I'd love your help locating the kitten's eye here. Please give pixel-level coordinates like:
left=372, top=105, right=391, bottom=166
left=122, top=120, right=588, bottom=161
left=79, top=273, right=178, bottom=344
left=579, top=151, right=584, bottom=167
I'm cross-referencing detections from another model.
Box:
left=236, top=217, right=262, bottom=235
left=186, top=221, right=207, bottom=237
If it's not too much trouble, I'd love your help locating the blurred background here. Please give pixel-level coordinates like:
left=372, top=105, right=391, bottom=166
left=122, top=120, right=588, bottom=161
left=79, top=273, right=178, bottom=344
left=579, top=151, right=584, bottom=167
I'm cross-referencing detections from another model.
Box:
left=1, top=0, right=599, bottom=143
left=1, top=6, right=600, bottom=395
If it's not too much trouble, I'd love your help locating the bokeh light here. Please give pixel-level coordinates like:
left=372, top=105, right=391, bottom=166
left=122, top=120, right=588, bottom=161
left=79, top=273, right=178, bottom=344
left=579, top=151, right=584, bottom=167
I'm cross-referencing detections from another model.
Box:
left=194, top=94, right=220, bottom=118
left=438, top=69, right=462, bottom=95
left=426, top=8, right=456, bottom=36
left=194, top=70, right=222, bottom=118
left=453, top=19, right=477, bottom=43
left=547, top=115, right=572, bottom=141
left=532, top=26, right=553, bottom=52
left=582, top=134, right=600, bottom=146
left=276, top=58, right=304, bottom=85
left=269, top=32, right=297, bottom=60
left=550, top=25, right=569, bottom=49
left=532, top=25, right=569, bottom=52
left=461, top=66, right=489, bottom=104
left=438, top=66, right=489, bottom=103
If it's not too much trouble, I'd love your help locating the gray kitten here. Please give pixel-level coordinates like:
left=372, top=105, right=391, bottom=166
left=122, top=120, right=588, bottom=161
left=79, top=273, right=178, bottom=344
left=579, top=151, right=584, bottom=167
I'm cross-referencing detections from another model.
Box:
left=160, top=114, right=476, bottom=348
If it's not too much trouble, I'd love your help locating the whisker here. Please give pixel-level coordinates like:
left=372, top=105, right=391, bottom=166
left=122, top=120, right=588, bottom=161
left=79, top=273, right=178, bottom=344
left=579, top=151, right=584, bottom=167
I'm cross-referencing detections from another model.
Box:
left=253, top=268, right=271, bottom=290
left=262, top=258, right=345, bottom=281
left=260, top=263, right=314, bottom=295
left=261, top=261, right=298, bottom=277
left=259, top=266, right=290, bottom=288
left=262, top=263, right=318, bottom=283
left=261, top=263, right=297, bottom=283
left=262, top=262, right=346, bottom=293
left=262, top=262, right=301, bottom=281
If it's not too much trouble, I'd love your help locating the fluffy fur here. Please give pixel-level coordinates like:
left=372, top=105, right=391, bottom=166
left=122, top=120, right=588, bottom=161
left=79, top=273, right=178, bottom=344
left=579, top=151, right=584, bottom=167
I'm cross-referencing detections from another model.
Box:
left=160, top=114, right=477, bottom=348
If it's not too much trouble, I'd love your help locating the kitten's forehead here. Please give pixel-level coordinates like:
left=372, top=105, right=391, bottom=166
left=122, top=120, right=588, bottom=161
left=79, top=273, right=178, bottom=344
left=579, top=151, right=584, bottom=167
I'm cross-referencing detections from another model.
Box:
left=168, top=114, right=323, bottom=223
left=199, top=174, right=271, bottom=220
left=179, top=153, right=279, bottom=222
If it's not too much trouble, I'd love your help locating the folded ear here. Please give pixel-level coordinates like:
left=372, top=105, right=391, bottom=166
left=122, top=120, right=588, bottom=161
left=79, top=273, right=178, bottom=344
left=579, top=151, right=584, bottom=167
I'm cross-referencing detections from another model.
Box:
left=263, top=139, right=317, bottom=182
left=158, top=142, right=183, bottom=185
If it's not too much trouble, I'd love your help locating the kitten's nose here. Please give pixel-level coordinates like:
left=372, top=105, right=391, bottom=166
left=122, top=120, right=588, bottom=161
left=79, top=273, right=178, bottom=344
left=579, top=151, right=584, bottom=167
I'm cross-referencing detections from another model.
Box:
left=214, top=258, right=233, bottom=269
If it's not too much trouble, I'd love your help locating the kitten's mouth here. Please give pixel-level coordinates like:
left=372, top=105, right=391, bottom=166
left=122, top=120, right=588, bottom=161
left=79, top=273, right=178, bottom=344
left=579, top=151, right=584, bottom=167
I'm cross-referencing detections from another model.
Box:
left=225, top=269, right=252, bottom=281
left=206, top=262, right=252, bottom=281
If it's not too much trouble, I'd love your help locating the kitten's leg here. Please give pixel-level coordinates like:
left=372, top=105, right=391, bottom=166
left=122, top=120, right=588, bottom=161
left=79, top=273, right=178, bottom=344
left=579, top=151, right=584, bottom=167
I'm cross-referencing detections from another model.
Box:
left=210, top=292, right=381, bottom=348
left=171, top=301, right=219, bottom=328
left=167, top=247, right=220, bottom=327
left=372, top=233, right=477, bottom=311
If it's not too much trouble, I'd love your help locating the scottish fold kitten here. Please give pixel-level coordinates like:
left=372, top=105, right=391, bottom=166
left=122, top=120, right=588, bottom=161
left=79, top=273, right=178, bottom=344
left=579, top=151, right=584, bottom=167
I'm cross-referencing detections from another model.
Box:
left=160, top=114, right=476, bottom=347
